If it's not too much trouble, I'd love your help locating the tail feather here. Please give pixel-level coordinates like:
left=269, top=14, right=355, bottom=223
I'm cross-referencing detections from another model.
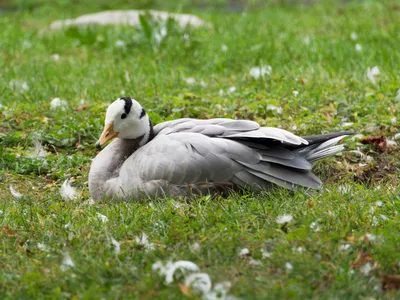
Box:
left=306, top=145, right=345, bottom=163
left=296, top=135, right=349, bottom=163
left=231, top=132, right=351, bottom=190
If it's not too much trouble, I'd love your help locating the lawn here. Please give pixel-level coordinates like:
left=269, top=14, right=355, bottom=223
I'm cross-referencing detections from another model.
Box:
left=0, top=0, right=400, bottom=298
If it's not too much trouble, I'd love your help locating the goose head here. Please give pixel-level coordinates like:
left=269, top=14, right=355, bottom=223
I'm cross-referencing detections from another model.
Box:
left=95, top=97, right=151, bottom=149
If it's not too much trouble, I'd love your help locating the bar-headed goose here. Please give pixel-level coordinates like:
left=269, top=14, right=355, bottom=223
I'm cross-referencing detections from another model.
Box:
left=89, top=97, right=351, bottom=201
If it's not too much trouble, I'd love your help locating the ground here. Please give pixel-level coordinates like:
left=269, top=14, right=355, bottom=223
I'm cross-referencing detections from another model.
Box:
left=0, top=0, right=400, bottom=298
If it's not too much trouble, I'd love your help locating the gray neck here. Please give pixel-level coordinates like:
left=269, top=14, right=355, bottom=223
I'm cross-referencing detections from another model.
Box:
left=88, top=138, right=141, bottom=200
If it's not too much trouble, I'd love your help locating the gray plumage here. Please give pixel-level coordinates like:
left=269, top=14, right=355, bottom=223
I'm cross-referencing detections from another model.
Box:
left=89, top=113, right=351, bottom=201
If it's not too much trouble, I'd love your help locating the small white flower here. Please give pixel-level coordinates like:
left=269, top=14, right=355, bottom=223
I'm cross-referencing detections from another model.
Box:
left=115, top=40, right=125, bottom=47
left=394, top=133, right=400, bottom=141
left=391, top=117, right=397, bottom=124
left=276, top=214, right=293, bottom=224
left=10, top=185, right=23, bottom=198
left=227, top=86, right=236, bottom=94
left=238, top=248, right=250, bottom=257
left=340, top=244, right=351, bottom=251
left=218, top=89, right=224, bottom=96
left=367, top=66, right=380, bottom=84
left=51, top=54, right=60, bottom=61
left=50, top=98, right=68, bottom=110
left=355, top=44, right=362, bottom=52
left=303, top=36, right=311, bottom=45
left=350, top=32, right=358, bottom=40
left=61, top=252, right=75, bottom=271
left=0, top=210, right=3, bottom=216
left=296, top=247, right=304, bottom=253
left=120, top=89, right=126, bottom=95
left=96, top=213, right=109, bottom=224
left=60, top=179, right=77, bottom=201
left=292, top=90, right=299, bottom=97
left=285, top=262, right=293, bottom=271
left=200, top=80, right=207, bottom=87
left=376, top=201, right=383, bottom=207
left=221, top=44, right=228, bottom=52
left=135, top=233, right=154, bottom=251
left=249, top=65, right=272, bottom=79
left=185, top=77, right=196, bottom=85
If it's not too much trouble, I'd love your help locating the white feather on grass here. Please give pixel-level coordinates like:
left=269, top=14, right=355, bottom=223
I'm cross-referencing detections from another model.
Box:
left=9, top=185, right=23, bottom=198
left=366, top=66, right=380, bottom=84
left=204, top=281, right=232, bottom=300
left=184, top=272, right=212, bottom=294
left=152, top=260, right=200, bottom=284
left=238, top=248, right=250, bottom=257
left=37, top=243, right=49, bottom=252
left=135, top=233, right=155, bottom=251
left=152, top=260, right=234, bottom=299
left=276, top=214, right=293, bottom=224
left=249, top=65, right=272, bottom=79
left=28, top=140, right=48, bottom=158
left=110, top=237, right=121, bottom=254
left=60, top=179, right=77, bottom=201
left=50, top=97, right=68, bottom=110
left=96, top=213, right=109, bottom=224
left=60, top=252, right=75, bottom=271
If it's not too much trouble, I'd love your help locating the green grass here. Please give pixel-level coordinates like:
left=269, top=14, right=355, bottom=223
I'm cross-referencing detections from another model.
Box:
left=1, top=0, right=400, bottom=298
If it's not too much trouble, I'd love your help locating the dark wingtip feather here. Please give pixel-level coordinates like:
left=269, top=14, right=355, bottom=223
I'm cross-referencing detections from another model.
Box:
left=301, top=131, right=354, bottom=145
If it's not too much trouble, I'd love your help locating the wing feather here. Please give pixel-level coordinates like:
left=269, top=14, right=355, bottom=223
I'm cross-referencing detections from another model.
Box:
left=154, top=118, right=308, bottom=147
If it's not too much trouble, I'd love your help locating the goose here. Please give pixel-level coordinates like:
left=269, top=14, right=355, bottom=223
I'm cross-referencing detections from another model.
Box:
left=89, top=97, right=351, bottom=201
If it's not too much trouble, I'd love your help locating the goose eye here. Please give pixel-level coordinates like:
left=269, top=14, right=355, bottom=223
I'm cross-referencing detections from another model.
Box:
left=139, top=108, right=146, bottom=119
left=121, top=113, right=127, bottom=119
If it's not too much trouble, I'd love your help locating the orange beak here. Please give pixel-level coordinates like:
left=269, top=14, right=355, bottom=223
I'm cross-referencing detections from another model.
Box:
left=95, top=123, right=119, bottom=149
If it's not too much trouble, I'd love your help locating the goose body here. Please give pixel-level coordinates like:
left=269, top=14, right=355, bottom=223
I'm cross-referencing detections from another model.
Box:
left=89, top=97, right=351, bottom=201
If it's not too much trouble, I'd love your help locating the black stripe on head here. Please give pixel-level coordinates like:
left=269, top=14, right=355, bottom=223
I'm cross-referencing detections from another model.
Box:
left=120, top=97, right=133, bottom=115
left=139, top=108, right=146, bottom=119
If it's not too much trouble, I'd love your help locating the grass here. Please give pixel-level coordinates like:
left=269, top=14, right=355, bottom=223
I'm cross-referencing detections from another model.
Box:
left=1, top=0, right=400, bottom=298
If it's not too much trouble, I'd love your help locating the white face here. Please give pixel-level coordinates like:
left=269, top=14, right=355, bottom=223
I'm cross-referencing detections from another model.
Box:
left=105, top=97, right=149, bottom=140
